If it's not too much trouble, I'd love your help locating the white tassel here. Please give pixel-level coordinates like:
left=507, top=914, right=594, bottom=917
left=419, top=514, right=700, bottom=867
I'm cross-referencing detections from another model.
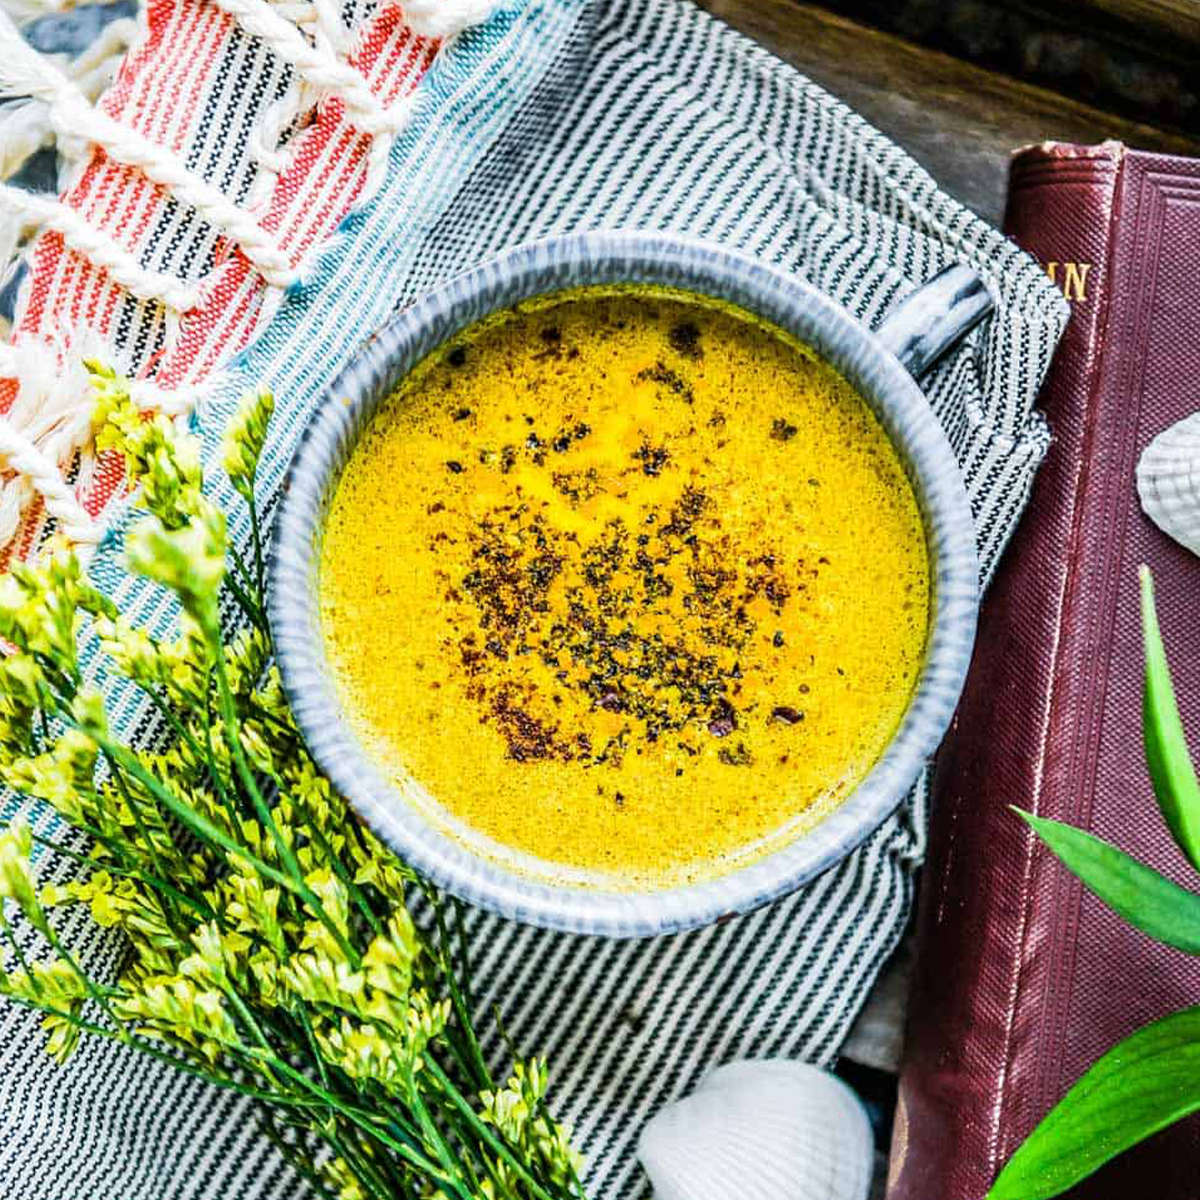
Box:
left=400, top=0, right=503, bottom=41
left=208, top=0, right=422, bottom=202
left=0, top=327, right=206, bottom=556
left=0, top=17, right=135, bottom=181
left=0, top=416, right=103, bottom=547
left=0, top=8, right=65, bottom=103
left=0, top=184, right=201, bottom=311
left=0, top=0, right=75, bottom=27
left=127, top=375, right=202, bottom=417
left=207, top=0, right=406, bottom=133
left=0, top=96, right=51, bottom=179
left=0, top=8, right=297, bottom=286
left=0, top=333, right=110, bottom=550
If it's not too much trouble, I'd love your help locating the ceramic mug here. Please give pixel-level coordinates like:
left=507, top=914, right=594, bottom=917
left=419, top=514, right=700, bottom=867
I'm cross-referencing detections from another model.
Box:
left=269, top=231, right=985, bottom=937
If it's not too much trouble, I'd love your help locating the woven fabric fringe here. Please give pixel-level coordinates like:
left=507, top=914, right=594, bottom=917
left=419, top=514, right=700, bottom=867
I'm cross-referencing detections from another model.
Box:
left=0, top=1, right=1068, bottom=1197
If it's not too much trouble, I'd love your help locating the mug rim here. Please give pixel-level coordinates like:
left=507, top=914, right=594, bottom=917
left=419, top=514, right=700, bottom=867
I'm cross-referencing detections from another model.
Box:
left=268, top=230, right=980, bottom=938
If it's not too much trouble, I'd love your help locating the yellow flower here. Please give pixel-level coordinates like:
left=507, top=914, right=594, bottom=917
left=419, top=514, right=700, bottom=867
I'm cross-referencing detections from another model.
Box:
left=222, top=389, right=274, bottom=503
left=0, top=820, right=37, bottom=917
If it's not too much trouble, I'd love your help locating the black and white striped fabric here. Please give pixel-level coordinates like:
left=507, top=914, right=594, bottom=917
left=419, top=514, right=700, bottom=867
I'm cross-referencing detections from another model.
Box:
left=0, top=2, right=1067, bottom=1196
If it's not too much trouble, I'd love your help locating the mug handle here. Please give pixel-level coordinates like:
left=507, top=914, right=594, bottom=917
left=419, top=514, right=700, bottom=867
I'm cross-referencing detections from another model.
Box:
left=875, top=263, right=993, bottom=380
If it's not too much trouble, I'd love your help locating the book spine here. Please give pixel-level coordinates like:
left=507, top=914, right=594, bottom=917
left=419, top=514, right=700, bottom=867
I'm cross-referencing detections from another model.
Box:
left=885, top=142, right=1124, bottom=1200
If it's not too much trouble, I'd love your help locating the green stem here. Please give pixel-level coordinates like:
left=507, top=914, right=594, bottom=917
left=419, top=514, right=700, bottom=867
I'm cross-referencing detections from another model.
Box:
left=266, top=1056, right=453, bottom=1181
left=434, top=889, right=491, bottom=1091
left=426, top=1057, right=565, bottom=1200
left=362, top=1125, right=411, bottom=1198
left=0, top=912, right=42, bottom=998
left=244, top=698, right=303, bottom=741
left=84, top=726, right=302, bottom=898
left=296, top=1004, right=330, bottom=1092
left=405, top=1060, right=470, bottom=1198
left=35, top=917, right=122, bottom=1027
left=144, top=689, right=202, bottom=763
left=224, top=985, right=267, bottom=1047
left=0, top=990, right=320, bottom=1106
left=332, top=1129, right=398, bottom=1200
left=247, top=491, right=267, bottom=601
left=212, top=652, right=359, bottom=967
left=257, top=1115, right=342, bottom=1200
left=301, top=807, right=383, bottom=938
left=28, top=830, right=214, bottom=921
left=226, top=537, right=256, bottom=594
left=144, top=689, right=234, bottom=815
left=104, top=752, right=190, bottom=939
left=199, top=677, right=242, bottom=823
left=32, top=652, right=80, bottom=706
left=223, top=565, right=269, bottom=634
left=222, top=980, right=285, bottom=1089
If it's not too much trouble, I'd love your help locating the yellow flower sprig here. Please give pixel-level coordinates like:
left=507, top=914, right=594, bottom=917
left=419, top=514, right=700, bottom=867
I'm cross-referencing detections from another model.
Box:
left=0, top=369, right=584, bottom=1200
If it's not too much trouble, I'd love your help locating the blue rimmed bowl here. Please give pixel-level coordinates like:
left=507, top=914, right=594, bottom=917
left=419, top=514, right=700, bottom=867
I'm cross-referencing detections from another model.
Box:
left=269, top=231, right=984, bottom=938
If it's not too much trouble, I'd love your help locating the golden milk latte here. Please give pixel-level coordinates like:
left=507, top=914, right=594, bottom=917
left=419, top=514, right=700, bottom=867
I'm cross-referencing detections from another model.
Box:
left=319, top=286, right=929, bottom=887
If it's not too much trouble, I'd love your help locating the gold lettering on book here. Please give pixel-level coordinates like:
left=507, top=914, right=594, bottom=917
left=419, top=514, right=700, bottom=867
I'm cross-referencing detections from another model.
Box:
left=1044, top=260, right=1092, bottom=302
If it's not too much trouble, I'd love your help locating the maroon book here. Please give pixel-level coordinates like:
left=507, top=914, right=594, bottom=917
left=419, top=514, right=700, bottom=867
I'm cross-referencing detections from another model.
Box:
left=887, top=143, right=1200, bottom=1198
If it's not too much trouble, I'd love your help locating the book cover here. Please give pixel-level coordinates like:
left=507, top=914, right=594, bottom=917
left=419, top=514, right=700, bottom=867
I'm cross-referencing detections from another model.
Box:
left=887, top=142, right=1200, bottom=1198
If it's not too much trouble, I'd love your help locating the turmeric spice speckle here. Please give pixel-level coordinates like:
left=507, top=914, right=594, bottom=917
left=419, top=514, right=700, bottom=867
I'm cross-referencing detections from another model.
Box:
left=320, top=285, right=929, bottom=888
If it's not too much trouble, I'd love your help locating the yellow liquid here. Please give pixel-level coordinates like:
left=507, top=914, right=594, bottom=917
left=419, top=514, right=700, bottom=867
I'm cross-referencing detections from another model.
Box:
left=320, top=286, right=929, bottom=888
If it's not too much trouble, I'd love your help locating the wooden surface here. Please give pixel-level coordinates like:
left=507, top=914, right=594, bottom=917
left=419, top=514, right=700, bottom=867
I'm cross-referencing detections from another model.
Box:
left=694, top=0, right=1200, bottom=227
left=818, top=1, right=1200, bottom=130
left=1075, top=0, right=1200, bottom=47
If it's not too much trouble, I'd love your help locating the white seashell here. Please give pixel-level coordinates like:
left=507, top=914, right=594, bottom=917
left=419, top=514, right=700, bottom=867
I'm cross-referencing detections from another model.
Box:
left=637, top=1059, right=873, bottom=1200
left=1138, top=411, right=1200, bottom=558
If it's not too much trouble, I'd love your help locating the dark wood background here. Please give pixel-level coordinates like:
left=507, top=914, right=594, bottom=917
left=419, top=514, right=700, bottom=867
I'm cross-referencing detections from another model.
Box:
left=694, top=0, right=1200, bottom=226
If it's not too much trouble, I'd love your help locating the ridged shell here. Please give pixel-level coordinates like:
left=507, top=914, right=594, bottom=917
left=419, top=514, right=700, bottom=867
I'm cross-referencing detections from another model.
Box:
left=1138, top=412, right=1200, bottom=558
left=637, top=1059, right=873, bottom=1200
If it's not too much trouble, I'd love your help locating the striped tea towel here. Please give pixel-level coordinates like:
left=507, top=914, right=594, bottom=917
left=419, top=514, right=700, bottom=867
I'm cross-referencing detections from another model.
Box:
left=0, top=1, right=1069, bottom=1197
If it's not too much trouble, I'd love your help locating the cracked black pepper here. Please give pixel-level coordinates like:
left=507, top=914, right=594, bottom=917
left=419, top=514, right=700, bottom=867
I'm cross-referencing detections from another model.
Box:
left=319, top=285, right=929, bottom=887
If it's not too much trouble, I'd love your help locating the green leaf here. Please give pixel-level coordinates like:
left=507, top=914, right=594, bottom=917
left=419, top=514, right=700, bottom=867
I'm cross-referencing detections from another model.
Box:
left=1015, top=810, right=1200, bottom=955
left=1141, top=565, right=1200, bottom=874
left=988, top=1005, right=1200, bottom=1200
